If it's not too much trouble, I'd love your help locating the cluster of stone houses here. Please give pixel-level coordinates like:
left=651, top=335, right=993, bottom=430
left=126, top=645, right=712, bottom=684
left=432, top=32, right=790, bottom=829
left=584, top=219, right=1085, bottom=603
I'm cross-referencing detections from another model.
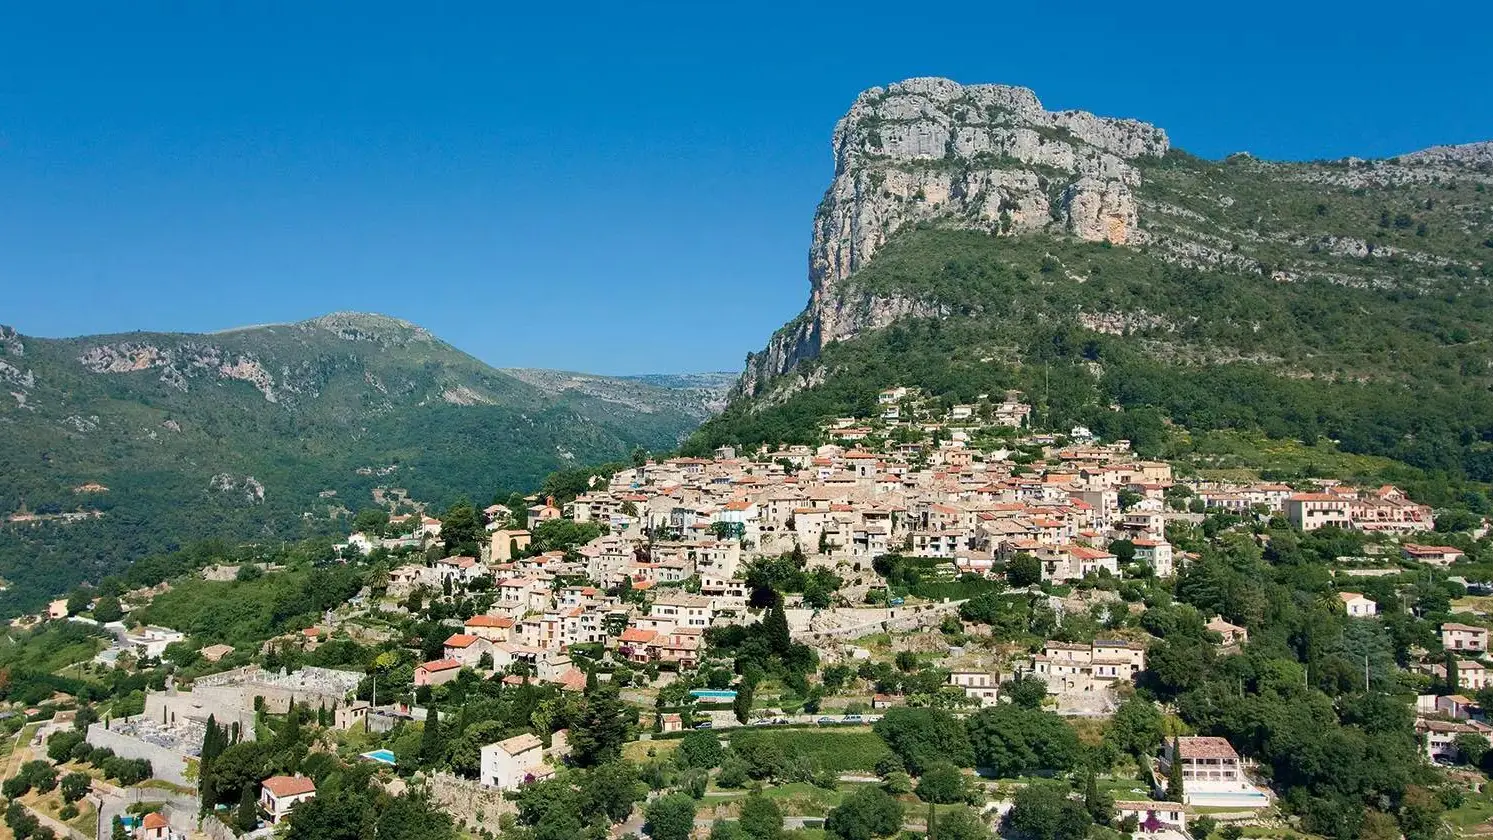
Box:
left=1194, top=480, right=1433, bottom=533
left=562, top=435, right=1182, bottom=585
left=1030, top=639, right=1148, bottom=695
left=336, top=396, right=1463, bottom=722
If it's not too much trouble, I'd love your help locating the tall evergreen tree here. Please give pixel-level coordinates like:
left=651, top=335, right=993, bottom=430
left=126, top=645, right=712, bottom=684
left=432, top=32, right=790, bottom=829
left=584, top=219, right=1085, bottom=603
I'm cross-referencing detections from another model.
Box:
left=199, top=715, right=225, bottom=813
left=763, top=601, right=791, bottom=656
left=733, top=683, right=755, bottom=724
left=571, top=685, right=631, bottom=767
left=1084, top=771, right=1112, bottom=824
left=420, top=708, right=444, bottom=769
left=236, top=785, right=258, bottom=832
left=276, top=700, right=301, bottom=752
left=1165, top=737, right=1184, bottom=802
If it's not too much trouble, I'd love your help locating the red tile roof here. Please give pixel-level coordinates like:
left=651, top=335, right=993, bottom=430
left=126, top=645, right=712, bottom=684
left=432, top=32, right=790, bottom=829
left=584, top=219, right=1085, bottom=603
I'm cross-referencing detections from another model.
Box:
left=1175, top=736, right=1239, bottom=760
left=465, top=615, right=514, bottom=628
left=418, top=658, right=462, bottom=673
left=263, top=775, right=317, bottom=797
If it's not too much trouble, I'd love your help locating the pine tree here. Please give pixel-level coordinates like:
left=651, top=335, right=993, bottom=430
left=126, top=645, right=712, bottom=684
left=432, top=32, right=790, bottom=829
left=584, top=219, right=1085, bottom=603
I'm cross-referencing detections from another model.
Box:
left=111, top=816, right=129, bottom=840
left=1166, top=737, right=1184, bottom=802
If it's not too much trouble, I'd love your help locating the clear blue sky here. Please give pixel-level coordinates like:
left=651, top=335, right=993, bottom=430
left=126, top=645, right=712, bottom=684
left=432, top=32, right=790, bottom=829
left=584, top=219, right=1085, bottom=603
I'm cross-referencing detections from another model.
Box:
left=2, top=2, right=1490, bottom=374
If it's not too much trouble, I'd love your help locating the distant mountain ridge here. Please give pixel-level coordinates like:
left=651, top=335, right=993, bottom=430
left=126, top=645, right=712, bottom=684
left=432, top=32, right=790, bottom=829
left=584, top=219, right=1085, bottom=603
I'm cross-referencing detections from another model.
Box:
left=500, top=369, right=735, bottom=419
left=0, top=311, right=725, bottom=613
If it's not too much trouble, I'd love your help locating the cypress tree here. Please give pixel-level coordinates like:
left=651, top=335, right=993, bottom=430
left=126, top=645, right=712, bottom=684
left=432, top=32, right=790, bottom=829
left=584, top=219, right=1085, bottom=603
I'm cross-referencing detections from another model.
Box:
left=419, top=707, right=444, bottom=768
left=763, top=600, right=791, bottom=657
left=199, top=715, right=225, bottom=813
left=276, top=700, right=301, bottom=752
left=926, top=803, right=936, bottom=840
left=1166, top=737, right=1184, bottom=802
left=236, top=785, right=258, bottom=832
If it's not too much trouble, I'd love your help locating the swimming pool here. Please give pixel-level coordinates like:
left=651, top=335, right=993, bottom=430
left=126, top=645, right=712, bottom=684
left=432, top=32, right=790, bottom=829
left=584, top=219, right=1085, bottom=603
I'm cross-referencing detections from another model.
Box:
left=361, top=749, right=397, bottom=765
left=690, top=689, right=738, bottom=701
left=1185, top=790, right=1269, bottom=807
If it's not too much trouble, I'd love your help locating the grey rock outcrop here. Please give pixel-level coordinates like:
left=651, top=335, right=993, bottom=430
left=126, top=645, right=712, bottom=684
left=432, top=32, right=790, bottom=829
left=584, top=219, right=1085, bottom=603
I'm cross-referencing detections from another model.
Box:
left=740, top=77, right=1168, bottom=395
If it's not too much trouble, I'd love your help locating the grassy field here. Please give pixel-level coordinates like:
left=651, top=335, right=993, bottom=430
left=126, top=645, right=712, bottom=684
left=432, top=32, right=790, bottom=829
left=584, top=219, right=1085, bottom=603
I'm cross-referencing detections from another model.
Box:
left=1445, top=788, right=1493, bottom=832
left=1236, top=827, right=1324, bottom=840
left=728, top=727, right=891, bottom=774
left=1170, top=429, right=1418, bottom=484
left=20, top=789, right=98, bottom=839
left=1451, top=597, right=1493, bottom=616
left=702, top=782, right=851, bottom=818
left=622, top=737, right=682, bottom=763
left=1095, top=776, right=1152, bottom=800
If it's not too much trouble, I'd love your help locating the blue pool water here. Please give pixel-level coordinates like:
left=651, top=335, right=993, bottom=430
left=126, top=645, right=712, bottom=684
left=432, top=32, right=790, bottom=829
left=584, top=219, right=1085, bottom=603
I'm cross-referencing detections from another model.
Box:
left=690, top=689, right=738, bottom=701
left=1186, top=790, right=1269, bottom=806
left=362, top=749, right=397, bottom=765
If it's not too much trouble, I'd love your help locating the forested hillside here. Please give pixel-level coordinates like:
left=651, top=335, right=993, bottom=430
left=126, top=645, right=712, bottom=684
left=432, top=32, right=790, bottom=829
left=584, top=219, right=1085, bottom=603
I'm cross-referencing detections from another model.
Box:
left=0, top=312, right=714, bottom=614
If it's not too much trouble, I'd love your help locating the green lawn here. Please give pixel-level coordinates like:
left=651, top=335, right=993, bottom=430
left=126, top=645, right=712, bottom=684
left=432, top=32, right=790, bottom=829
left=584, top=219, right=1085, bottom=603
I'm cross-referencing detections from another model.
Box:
left=622, top=738, right=681, bottom=763
left=705, top=782, right=849, bottom=817
left=1095, top=777, right=1152, bottom=800
left=728, top=728, right=890, bottom=774
left=1445, top=789, right=1493, bottom=829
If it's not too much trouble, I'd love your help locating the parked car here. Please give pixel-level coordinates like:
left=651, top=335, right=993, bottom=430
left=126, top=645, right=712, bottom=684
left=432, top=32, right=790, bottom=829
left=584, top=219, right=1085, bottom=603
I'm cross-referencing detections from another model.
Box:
left=842, top=714, right=863, bottom=723
left=694, top=721, right=714, bottom=729
left=817, top=716, right=837, bottom=725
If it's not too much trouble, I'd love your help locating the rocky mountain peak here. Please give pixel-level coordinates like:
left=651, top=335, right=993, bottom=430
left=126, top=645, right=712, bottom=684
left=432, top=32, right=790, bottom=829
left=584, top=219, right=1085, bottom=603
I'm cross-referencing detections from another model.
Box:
left=1401, top=140, right=1493, bottom=168
left=739, top=77, right=1171, bottom=395
left=298, top=311, right=436, bottom=345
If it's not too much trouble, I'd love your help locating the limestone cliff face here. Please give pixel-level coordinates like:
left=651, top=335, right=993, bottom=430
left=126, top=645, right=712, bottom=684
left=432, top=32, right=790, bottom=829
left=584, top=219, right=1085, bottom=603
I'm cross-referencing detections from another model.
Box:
left=739, top=77, right=1168, bottom=395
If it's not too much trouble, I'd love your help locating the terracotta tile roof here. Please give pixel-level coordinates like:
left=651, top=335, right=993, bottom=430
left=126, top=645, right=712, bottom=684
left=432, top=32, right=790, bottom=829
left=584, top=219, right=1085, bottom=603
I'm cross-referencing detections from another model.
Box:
left=494, top=733, right=543, bottom=754
left=444, top=634, right=479, bottom=648
left=418, top=658, right=462, bottom=673
left=1175, top=736, right=1239, bottom=760
left=263, top=775, right=317, bottom=797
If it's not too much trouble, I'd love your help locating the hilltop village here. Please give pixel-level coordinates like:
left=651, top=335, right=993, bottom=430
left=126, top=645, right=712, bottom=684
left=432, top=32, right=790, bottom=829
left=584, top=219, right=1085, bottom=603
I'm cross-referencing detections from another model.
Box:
left=5, top=388, right=1493, bottom=840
